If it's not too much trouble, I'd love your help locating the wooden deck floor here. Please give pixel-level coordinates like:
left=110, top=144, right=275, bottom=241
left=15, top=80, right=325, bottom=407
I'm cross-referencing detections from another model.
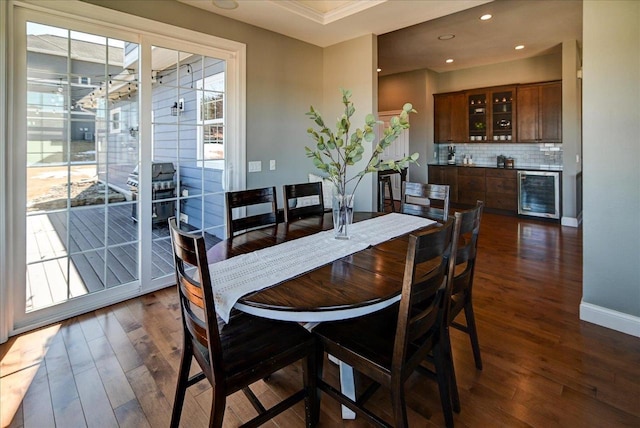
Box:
left=25, top=204, right=220, bottom=311
left=3, top=212, right=639, bottom=427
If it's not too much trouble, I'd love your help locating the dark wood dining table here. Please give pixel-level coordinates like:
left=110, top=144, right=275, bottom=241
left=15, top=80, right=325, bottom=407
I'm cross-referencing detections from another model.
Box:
left=206, top=211, right=436, bottom=419
left=206, top=212, right=434, bottom=323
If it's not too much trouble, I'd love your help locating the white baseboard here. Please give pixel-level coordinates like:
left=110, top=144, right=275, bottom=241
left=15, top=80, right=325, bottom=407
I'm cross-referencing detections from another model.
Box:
left=561, top=216, right=578, bottom=227
left=580, top=301, right=640, bottom=338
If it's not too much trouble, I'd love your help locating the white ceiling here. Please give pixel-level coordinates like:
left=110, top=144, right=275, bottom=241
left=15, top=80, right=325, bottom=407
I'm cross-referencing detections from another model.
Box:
left=177, top=0, right=582, bottom=75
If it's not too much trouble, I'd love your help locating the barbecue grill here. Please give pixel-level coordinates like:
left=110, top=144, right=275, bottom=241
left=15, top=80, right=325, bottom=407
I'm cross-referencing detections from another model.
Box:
left=127, top=162, right=176, bottom=225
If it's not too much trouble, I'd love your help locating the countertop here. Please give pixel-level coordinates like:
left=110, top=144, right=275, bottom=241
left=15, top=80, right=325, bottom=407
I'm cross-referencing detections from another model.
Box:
left=428, top=162, right=563, bottom=172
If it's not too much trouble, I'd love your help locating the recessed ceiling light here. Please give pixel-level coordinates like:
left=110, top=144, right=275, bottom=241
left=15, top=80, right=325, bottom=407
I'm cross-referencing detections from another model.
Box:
left=211, top=0, right=238, bottom=10
left=480, top=14, right=492, bottom=21
left=438, top=34, right=455, bottom=41
left=445, top=59, right=454, bottom=63
left=515, top=45, right=525, bottom=50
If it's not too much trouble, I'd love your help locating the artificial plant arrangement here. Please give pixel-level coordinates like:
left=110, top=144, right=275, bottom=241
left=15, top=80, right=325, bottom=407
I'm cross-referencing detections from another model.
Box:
left=305, top=88, right=419, bottom=198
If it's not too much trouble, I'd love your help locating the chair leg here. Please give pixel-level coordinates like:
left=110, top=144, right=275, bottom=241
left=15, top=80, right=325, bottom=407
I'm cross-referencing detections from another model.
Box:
left=442, top=328, right=460, bottom=414
left=433, top=342, right=455, bottom=428
left=390, top=380, right=408, bottom=428
left=386, top=179, right=395, bottom=213
left=209, top=386, right=226, bottom=428
left=463, top=301, right=483, bottom=370
left=170, top=345, right=193, bottom=428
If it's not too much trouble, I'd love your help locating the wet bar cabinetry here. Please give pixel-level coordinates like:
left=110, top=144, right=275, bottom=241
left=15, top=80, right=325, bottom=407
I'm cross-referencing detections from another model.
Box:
left=434, top=81, right=560, bottom=143
left=428, top=165, right=518, bottom=214
left=517, top=81, right=562, bottom=143
left=434, top=92, right=467, bottom=144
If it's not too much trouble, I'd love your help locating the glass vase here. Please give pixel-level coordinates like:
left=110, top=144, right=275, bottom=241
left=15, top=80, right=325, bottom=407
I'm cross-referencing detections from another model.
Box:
left=332, top=191, right=354, bottom=240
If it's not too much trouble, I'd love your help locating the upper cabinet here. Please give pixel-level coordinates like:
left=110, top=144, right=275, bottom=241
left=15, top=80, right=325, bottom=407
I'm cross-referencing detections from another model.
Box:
left=517, top=81, right=562, bottom=143
left=467, top=91, right=488, bottom=142
left=433, top=81, right=561, bottom=144
left=434, top=92, right=466, bottom=143
left=489, top=87, right=516, bottom=142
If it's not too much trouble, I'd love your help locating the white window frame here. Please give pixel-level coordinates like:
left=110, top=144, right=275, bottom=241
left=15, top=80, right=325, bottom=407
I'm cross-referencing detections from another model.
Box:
left=4, top=0, right=246, bottom=338
left=196, top=71, right=225, bottom=168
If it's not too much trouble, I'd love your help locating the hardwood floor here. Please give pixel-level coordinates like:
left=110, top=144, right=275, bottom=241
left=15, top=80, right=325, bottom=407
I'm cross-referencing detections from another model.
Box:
left=2, top=212, right=639, bottom=427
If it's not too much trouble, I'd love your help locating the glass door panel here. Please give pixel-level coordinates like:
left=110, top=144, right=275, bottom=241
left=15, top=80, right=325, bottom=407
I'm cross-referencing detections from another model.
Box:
left=150, top=46, right=226, bottom=280
left=25, top=22, right=140, bottom=312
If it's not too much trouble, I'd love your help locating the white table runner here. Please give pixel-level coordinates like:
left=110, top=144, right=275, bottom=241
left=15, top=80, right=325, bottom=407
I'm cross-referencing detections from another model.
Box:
left=210, top=213, right=435, bottom=322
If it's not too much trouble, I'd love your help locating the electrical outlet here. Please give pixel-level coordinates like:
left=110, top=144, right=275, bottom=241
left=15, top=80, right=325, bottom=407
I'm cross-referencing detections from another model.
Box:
left=248, top=161, right=262, bottom=172
left=179, top=213, right=188, bottom=224
left=270, top=160, right=276, bottom=170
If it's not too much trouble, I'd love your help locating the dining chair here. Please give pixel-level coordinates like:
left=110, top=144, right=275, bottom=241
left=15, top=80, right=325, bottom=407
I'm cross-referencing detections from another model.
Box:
left=225, top=186, right=278, bottom=239
left=401, top=181, right=450, bottom=223
left=449, top=200, right=484, bottom=370
left=168, top=217, right=319, bottom=428
left=313, top=216, right=461, bottom=428
left=283, top=182, right=324, bottom=222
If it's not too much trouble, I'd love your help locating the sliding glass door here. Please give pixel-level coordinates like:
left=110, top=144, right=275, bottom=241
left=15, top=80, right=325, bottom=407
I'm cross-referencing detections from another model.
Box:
left=11, top=5, right=244, bottom=332
left=24, top=21, right=141, bottom=313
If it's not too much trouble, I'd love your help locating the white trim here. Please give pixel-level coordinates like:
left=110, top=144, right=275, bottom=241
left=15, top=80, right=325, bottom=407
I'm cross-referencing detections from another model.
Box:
left=235, top=294, right=401, bottom=323
left=0, top=0, right=11, bottom=344
left=272, top=0, right=385, bottom=25
left=561, top=210, right=582, bottom=227
left=11, top=281, right=173, bottom=336
left=580, top=300, right=640, bottom=338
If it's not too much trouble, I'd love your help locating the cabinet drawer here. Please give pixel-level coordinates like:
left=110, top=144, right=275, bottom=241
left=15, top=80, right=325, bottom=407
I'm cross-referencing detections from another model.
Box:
left=486, top=192, right=517, bottom=211
left=458, top=175, right=486, bottom=192
left=458, top=190, right=485, bottom=206
left=486, top=177, right=517, bottom=194
left=457, top=167, right=486, bottom=177
left=486, top=168, right=516, bottom=179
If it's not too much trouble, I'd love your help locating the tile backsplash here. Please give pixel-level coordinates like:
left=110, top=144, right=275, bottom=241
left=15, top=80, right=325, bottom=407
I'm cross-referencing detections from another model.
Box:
left=435, top=143, right=563, bottom=168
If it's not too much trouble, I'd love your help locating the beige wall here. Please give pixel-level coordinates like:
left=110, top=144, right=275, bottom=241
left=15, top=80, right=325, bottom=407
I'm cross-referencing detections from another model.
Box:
left=323, top=34, right=377, bottom=210
left=378, top=69, right=434, bottom=183
left=582, top=0, right=640, bottom=322
left=435, top=52, right=562, bottom=93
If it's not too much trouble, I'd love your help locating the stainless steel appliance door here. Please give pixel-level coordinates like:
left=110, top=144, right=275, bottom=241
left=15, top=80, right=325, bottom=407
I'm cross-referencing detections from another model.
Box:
left=518, top=171, right=560, bottom=219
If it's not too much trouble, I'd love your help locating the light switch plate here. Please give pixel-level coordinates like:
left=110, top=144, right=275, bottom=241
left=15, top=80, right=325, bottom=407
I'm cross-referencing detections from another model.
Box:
left=248, top=161, right=262, bottom=172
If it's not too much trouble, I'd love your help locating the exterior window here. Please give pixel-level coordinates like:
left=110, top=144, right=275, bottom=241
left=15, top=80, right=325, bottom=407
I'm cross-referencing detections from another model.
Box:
left=197, top=72, right=224, bottom=163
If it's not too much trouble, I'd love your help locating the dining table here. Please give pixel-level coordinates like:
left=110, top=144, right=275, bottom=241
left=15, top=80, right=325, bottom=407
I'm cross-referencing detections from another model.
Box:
left=206, top=211, right=436, bottom=418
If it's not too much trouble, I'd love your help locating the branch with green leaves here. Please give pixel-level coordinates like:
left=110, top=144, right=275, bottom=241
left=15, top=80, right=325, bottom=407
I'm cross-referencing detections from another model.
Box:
left=305, top=88, right=419, bottom=196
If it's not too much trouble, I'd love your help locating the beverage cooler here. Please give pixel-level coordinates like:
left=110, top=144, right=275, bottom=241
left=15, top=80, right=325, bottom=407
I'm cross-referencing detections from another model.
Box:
left=517, top=170, right=560, bottom=219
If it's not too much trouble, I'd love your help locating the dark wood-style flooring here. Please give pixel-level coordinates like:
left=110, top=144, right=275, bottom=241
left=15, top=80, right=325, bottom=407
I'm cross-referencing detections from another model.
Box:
left=2, top=212, right=640, bottom=427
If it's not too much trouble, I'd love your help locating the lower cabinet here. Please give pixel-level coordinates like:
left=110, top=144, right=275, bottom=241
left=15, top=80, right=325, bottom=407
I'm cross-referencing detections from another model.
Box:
left=428, top=165, right=518, bottom=213
left=428, top=165, right=458, bottom=203
left=485, top=169, right=517, bottom=211
left=457, top=168, right=486, bottom=206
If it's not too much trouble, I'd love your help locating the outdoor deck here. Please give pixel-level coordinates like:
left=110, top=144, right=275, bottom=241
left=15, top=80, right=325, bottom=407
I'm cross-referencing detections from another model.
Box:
left=26, top=204, right=221, bottom=312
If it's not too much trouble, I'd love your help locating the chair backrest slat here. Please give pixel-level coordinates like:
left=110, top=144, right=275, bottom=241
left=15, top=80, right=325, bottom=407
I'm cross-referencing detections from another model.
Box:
left=401, top=182, right=450, bottom=222
left=283, top=182, right=324, bottom=222
left=226, top=187, right=278, bottom=238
